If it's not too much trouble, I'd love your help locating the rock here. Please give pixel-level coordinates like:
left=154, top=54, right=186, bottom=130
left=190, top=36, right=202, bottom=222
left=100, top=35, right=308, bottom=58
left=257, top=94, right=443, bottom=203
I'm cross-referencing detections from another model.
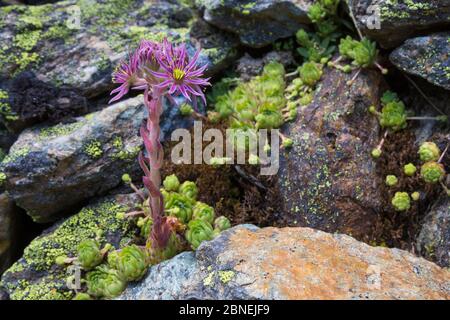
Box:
left=0, top=124, right=18, bottom=151
left=0, top=72, right=88, bottom=133
left=0, top=0, right=238, bottom=132
left=0, top=94, right=200, bottom=223
left=236, top=51, right=295, bottom=81
left=118, top=251, right=198, bottom=300
left=416, top=196, right=450, bottom=268
left=347, top=0, right=450, bottom=49
left=390, top=32, right=450, bottom=91
left=197, top=0, right=311, bottom=48
left=0, top=193, right=20, bottom=275
left=118, top=225, right=450, bottom=300
left=0, top=193, right=140, bottom=300
left=276, top=66, right=385, bottom=243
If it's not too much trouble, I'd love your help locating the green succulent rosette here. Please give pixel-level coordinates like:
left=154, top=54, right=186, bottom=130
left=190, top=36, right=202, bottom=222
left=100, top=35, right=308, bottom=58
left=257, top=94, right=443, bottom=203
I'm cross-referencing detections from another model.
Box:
left=86, top=265, right=126, bottom=299
left=214, top=216, right=231, bottom=232
left=379, top=100, right=407, bottom=131
left=179, top=181, right=198, bottom=199
left=299, top=62, right=322, bottom=87
left=352, top=39, right=377, bottom=67
left=403, top=163, right=417, bottom=176
left=164, top=192, right=193, bottom=224
left=77, top=239, right=103, bottom=270
left=72, top=293, right=92, bottom=300
left=163, top=174, right=180, bottom=192
left=418, top=142, right=440, bottom=162
left=255, top=104, right=283, bottom=129
left=391, top=192, right=411, bottom=212
left=112, top=245, right=148, bottom=282
left=149, top=232, right=182, bottom=265
left=185, top=219, right=214, bottom=250
left=381, top=91, right=399, bottom=105
left=421, top=161, right=445, bottom=184
left=192, top=202, right=215, bottom=225
left=107, top=250, right=119, bottom=269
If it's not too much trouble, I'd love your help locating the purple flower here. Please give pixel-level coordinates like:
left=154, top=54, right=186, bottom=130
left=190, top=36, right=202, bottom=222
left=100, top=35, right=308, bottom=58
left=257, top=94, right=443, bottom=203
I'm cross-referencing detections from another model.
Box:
left=151, top=39, right=211, bottom=104
left=110, top=39, right=210, bottom=105
left=109, top=50, right=141, bottom=103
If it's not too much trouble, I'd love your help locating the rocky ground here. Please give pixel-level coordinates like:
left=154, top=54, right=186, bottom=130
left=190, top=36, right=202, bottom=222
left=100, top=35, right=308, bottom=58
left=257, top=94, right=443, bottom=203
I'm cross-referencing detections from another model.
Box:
left=0, top=0, right=449, bottom=300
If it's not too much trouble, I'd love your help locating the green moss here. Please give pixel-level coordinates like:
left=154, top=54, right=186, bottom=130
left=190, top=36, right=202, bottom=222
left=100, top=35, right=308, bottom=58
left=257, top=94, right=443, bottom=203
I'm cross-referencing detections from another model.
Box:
left=84, top=140, right=103, bottom=159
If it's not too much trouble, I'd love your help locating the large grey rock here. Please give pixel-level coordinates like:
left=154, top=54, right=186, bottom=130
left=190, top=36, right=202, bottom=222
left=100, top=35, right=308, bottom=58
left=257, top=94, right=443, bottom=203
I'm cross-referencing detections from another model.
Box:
left=0, top=0, right=238, bottom=132
left=0, top=192, right=20, bottom=275
left=118, top=225, right=450, bottom=300
left=0, top=193, right=140, bottom=300
left=390, top=32, right=450, bottom=91
left=347, top=0, right=450, bottom=49
left=197, top=0, right=312, bottom=48
left=416, top=196, right=450, bottom=268
left=276, top=66, right=386, bottom=243
left=1, top=94, right=200, bottom=223
left=118, top=252, right=198, bottom=300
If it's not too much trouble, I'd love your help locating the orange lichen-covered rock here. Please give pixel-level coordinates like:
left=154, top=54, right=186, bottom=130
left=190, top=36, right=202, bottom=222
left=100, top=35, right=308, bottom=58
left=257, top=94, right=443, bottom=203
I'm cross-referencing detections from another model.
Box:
left=118, top=225, right=450, bottom=300
left=217, top=226, right=450, bottom=300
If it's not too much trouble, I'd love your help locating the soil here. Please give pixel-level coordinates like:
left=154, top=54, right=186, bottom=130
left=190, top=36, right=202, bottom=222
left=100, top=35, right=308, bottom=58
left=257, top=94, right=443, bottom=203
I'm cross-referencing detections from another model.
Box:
left=162, top=120, right=283, bottom=228
left=163, top=117, right=448, bottom=252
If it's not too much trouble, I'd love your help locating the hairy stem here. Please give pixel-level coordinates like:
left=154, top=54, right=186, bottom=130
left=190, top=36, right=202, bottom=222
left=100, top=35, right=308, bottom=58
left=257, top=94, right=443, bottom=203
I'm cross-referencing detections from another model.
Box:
left=377, top=130, right=389, bottom=150
left=140, top=89, right=170, bottom=250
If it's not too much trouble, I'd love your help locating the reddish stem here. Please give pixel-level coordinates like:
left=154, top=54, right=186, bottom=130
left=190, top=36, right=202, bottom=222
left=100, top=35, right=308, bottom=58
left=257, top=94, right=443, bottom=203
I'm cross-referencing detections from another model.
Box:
left=140, top=89, right=171, bottom=250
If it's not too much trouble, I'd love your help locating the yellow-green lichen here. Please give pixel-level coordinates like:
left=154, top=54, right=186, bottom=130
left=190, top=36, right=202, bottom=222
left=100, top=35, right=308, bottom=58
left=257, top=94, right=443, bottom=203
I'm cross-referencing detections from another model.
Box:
left=1, top=199, right=133, bottom=300
left=0, top=89, right=18, bottom=122
left=1, top=147, right=31, bottom=165
left=9, top=278, right=71, bottom=301
left=111, top=136, right=141, bottom=161
left=84, top=140, right=103, bottom=159
left=39, top=122, right=85, bottom=139
left=218, top=270, right=235, bottom=284
left=203, top=270, right=215, bottom=287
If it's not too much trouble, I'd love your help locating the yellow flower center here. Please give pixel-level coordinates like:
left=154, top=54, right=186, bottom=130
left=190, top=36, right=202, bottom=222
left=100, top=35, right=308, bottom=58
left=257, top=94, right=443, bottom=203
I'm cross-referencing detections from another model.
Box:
left=173, top=68, right=185, bottom=81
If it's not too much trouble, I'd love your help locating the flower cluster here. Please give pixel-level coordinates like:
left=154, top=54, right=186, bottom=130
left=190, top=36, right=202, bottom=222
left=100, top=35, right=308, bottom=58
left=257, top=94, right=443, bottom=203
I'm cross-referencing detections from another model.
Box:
left=110, top=39, right=210, bottom=104
left=110, top=39, right=210, bottom=254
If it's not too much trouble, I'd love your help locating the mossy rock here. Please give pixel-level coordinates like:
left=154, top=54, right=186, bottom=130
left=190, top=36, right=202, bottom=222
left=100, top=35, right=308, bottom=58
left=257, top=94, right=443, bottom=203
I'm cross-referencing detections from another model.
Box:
left=0, top=193, right=140, bottom=300
left=348, top=0, right=450, bottom=49
left=197, top=0, right=311, bottom=48
left=0, top=0, right=238, bottom=132
left=276, top=64, right=387, bottom=243
left=390, top=32, right=450, bottom=91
